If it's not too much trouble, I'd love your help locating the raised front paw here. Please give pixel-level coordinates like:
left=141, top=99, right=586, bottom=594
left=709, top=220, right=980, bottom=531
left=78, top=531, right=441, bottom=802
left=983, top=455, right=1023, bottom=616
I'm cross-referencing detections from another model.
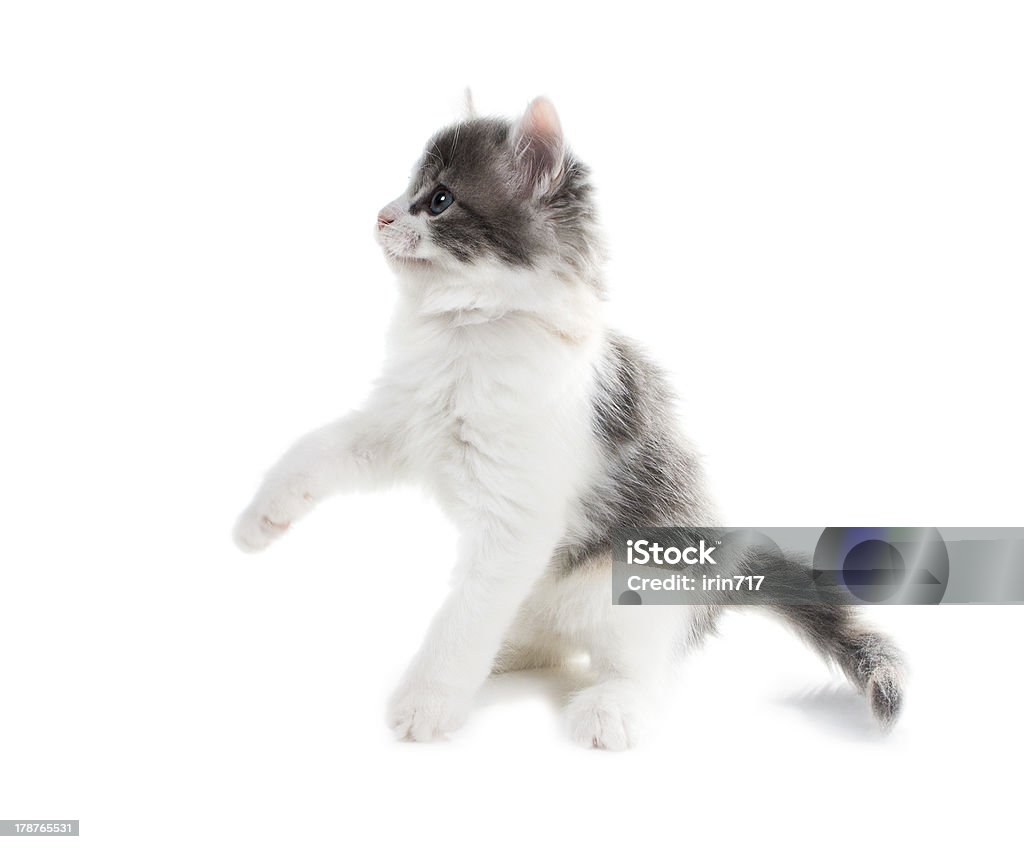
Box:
left=232, top=476, right=317, bottom=553
left=386, top=679, right=472, bottom=743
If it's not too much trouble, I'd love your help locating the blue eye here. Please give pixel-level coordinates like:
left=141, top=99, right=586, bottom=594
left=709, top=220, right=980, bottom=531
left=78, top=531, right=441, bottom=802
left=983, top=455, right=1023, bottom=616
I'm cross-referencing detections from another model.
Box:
left=428, top=186, right=454, bottom=215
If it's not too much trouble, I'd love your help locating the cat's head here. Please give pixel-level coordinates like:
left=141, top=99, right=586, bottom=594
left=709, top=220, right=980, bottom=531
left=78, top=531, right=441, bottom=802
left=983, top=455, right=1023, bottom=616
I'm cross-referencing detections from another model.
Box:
left=375, top=97, right=603, bottom=308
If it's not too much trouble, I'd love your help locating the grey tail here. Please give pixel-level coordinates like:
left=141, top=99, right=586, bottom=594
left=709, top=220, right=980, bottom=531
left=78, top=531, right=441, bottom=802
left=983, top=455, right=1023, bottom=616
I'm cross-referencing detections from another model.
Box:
left=740, top=550, right=907, bottom=729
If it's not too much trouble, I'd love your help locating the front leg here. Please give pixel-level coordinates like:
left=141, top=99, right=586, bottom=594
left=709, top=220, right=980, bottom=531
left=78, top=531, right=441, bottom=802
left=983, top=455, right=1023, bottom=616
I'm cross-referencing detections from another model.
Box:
left=233, top=409, right=401, bottom=553
left=388, top=511, right=564, bottom=742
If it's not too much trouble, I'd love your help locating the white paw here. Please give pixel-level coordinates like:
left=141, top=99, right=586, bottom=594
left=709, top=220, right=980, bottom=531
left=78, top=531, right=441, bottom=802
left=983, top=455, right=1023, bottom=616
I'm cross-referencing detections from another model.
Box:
left=387, top=680, right=472, bottom=742
left=233, top=477, right=317, bottom=553
left=566, top=681, right=644, bottom=751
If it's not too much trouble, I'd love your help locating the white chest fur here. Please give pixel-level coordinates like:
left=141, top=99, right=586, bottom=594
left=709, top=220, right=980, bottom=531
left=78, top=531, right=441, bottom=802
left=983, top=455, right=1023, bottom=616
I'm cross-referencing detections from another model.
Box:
left=375, top=301, right=603, bottom=524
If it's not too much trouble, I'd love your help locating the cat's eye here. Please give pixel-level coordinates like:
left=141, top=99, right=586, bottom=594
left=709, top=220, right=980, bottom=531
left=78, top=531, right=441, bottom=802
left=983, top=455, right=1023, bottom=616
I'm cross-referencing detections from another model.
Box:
left=428, top=187, right=454, bottom=215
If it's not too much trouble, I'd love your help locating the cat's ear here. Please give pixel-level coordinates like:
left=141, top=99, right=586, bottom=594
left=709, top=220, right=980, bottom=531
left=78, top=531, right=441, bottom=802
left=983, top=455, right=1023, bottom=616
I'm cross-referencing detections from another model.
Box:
left=463, top=87, right=478, bottom=120
left=511, top=96, right=565, bottom=198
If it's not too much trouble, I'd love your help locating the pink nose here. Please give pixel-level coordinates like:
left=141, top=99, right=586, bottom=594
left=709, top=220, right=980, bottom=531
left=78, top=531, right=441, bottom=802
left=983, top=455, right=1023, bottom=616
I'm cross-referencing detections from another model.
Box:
left=377, top=210, right=396, bottom=230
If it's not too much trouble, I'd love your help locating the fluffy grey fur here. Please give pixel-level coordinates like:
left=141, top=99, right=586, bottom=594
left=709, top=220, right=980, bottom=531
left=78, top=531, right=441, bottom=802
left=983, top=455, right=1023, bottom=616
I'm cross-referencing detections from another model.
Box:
left=239, top=97, right=906, bottom=748
left=570, top=332, right=905, bottom=727
left=407, top=116, right=604, bottom=288
left=407, top=105, right=905, bottom=729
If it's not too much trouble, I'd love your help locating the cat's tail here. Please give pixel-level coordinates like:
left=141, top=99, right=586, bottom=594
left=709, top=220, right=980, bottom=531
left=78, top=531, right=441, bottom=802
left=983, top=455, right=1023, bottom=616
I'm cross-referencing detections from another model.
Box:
left=738, top=549, right=907, bottom=729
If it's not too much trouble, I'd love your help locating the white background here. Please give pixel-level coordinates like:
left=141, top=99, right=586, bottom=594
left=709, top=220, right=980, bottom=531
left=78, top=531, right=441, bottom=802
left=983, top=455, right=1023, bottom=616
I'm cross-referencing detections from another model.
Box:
left=1, top=1, right=1022, bottom=847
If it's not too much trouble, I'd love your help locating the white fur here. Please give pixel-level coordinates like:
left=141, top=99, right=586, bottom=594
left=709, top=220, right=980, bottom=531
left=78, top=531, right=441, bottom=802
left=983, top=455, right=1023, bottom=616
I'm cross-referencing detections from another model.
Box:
left=235, top=212, right=698, bottom=750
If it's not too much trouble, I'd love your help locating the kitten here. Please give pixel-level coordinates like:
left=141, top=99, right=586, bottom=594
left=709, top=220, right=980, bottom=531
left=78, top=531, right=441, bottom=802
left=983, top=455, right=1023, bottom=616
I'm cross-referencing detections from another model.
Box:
left=233, top=96, right=904, bottom=749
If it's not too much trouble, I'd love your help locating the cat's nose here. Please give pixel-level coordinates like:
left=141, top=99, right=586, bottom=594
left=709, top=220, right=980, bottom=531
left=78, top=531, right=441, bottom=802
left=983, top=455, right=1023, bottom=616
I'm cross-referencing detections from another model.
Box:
left=377, top=210, right=396, bottom=230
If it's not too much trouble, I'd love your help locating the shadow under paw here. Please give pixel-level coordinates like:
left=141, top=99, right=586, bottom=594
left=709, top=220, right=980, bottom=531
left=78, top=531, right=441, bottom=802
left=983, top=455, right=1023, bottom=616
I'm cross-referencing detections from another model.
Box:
left=776, top=685, right=896, bottom=742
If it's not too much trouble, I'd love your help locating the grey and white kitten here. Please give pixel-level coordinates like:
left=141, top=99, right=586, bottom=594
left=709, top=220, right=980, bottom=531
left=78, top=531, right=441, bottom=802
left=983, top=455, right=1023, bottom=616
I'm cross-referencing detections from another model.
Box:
left=234, top=96, right=904, bottom=749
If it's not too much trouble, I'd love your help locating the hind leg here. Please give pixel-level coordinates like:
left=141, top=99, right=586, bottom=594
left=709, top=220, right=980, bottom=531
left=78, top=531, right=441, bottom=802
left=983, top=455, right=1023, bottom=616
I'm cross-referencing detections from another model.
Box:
left=506, top=558, right=695, bottom=749
left=566, top=598, right=690, bottom=751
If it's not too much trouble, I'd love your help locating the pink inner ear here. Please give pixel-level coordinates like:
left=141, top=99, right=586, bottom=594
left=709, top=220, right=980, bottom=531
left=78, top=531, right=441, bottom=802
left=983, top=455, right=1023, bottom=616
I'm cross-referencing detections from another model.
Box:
left=512, top=96, right=566, bottom=196
left=522, top=97, right=562, bottom=146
